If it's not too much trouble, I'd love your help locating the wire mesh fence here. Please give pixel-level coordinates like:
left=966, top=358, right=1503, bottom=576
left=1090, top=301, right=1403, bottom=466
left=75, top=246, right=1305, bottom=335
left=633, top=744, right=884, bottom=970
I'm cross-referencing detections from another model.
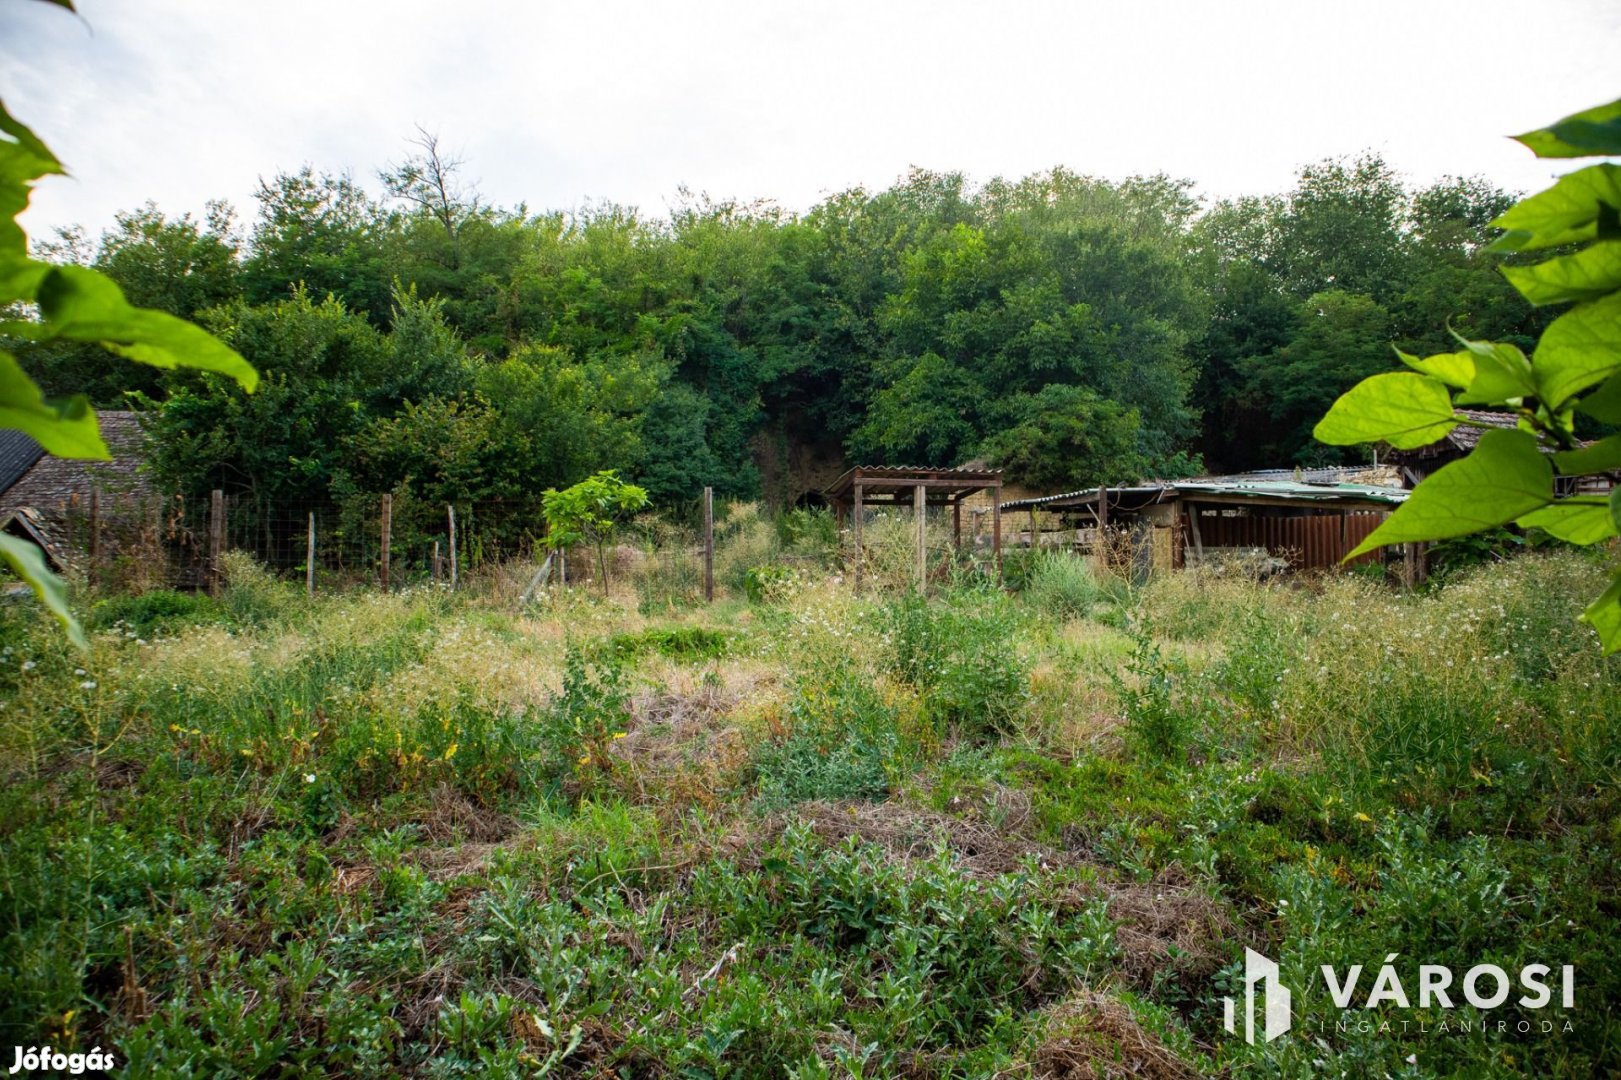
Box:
left=17, top=487, right=1006, bottom=601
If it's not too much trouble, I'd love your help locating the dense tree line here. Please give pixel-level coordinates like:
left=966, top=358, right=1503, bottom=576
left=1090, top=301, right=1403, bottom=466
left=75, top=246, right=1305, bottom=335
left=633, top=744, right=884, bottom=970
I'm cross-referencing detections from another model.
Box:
left=15, top=142, right=1537, bottom=514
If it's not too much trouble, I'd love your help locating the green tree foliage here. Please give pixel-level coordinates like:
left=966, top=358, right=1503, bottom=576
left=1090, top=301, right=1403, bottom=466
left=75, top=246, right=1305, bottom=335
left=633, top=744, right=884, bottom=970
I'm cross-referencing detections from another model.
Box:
left=242, top=167, right=391, bottom=317
left=1191, top=156, right=1544, bottom=469
left=1315, top=97, right=1621, bottom=651
left=54, top=123, right=1546, bottom=515
left=978, top=384, right=1145, bottom=491
left=541, top=470, right=649, bottom=594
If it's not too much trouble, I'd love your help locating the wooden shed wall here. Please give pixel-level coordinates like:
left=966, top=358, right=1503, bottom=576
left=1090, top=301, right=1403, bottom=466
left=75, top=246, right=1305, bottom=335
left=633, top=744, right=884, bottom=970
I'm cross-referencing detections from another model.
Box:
left=1186, top=508, right=1387, bottom=569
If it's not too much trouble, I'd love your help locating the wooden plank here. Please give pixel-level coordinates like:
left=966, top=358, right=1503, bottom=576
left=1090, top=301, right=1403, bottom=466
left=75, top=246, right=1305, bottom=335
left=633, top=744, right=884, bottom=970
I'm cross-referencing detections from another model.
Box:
left=1187, top=507, right=1205, bottom=564
left=306, top=512, right=316, bottom=596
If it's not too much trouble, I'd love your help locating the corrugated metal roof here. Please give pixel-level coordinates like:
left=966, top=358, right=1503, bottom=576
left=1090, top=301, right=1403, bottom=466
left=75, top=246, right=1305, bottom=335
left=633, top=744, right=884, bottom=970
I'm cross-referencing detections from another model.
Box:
left=1001, top=477, right=1409, bottom=512
left=1174, top=479, right=1408, bottom=505
left=825, top=465, right=1002, bottom=501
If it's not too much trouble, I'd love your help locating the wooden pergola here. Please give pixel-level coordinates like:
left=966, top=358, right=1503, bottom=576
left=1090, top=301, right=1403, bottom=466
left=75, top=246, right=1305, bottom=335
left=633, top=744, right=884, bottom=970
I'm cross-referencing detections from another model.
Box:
left=824, top=466, right=1003, bottom=589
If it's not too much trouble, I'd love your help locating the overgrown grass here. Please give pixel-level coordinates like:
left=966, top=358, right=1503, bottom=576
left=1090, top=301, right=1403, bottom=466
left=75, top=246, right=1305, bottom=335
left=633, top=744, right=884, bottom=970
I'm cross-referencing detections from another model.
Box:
left=0, top=548, right=1616, bottom=1076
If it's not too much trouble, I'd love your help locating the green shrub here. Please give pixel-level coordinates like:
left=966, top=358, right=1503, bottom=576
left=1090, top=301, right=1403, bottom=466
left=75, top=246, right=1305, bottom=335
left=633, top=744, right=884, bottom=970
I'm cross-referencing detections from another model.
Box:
left=1113, top=630, right=1202, bottom=763
left=1022, top=551, right=1104, bottom=619
left=777, top=507, right=837, bottom=559
left=886, top=592, right=1028, bottom=739
left=88, top=589, right=223, bottom=635
left=608, top=625, right=733, bottom=662
left=742, top=563, right=806, bottom=605
left=753, top=668, right=908, bottom=806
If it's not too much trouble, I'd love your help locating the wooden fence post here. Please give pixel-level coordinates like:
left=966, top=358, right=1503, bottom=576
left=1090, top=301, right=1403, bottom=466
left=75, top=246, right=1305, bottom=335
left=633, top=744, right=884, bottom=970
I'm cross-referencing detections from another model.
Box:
left=306, top=512, right=316, bottom=596
left=991, top=492, right=1002, bottom=583
left=914, top=484, right=926, bottom=593
left=703, top=486, right=714, bottom=603
left=432, top=541, right=442, bottom=582
left=209, top=489, right=224, bottom=596
left=853, top=484, right=864, bottom=592
left=380, top=494, right=392, bottom=591
left=447, top=504, right=458, bottom=590
left=88, top=485, right=101, bottom=588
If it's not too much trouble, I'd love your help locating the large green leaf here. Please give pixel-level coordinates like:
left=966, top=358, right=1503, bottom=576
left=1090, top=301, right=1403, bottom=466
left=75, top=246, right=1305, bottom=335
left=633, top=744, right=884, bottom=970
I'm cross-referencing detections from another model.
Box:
left=1346, top=429, right=1552, bottom=558
left=1514, top=98, right=1621, bottom=159
left=1395, top=348, right=1474, bottom=390
left=1533, top=292, right=1621, bottom=408
left=1312, top=372, right=1458, bottom=449
left=1581, top=569, right=1621, bottom=654
left=1454, top=336, right=1536, bottom=404
left=1579, top=370, right=1621, bottom=423
left=1501, top=240, right=1621, bottom=306
left=0, top=100, right=65, bottom=273
left=0, top=350, right=108, bottom=458
left=1554, top=435, right=1621, bottom=476
left=0, top=532, right=85, bottom=649
left=1517, top=499, right=1616, bottom=545
left=7, top=266, right=258, bottom=389
left=1488, top=164, right=1621, bottom=252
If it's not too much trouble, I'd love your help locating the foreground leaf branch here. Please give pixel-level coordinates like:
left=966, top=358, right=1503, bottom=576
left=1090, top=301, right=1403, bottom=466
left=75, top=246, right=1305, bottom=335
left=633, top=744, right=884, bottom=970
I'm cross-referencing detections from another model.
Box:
left=0, top=91, right=257, bottom=644
left=1315, top=96, right=1621, bottom=651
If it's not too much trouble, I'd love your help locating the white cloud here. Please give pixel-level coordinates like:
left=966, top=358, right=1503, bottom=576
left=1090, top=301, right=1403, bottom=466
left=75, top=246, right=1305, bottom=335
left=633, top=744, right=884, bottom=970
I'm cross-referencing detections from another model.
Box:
left=2, top=0, right=1617, bottom=239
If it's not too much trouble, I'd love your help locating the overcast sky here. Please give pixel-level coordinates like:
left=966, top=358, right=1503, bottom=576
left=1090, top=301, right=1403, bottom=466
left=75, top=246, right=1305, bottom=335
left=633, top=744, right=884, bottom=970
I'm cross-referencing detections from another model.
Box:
left=2, top=0, right=1617, bottom=241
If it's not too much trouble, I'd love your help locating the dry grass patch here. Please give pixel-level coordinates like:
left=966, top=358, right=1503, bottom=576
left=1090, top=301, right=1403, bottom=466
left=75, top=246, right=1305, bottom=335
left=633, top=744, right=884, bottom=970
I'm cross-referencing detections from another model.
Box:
left=1030, top=991, right=1200, bottom=1080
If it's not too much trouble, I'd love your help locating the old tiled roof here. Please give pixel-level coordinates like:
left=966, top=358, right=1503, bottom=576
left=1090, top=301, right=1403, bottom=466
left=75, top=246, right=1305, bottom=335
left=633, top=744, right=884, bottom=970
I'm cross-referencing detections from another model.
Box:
left=1439, top=410, right=1521, bottom=454
left=0, top=429, right=44, bottom=493
left=0, top=411, right=154, bottom=518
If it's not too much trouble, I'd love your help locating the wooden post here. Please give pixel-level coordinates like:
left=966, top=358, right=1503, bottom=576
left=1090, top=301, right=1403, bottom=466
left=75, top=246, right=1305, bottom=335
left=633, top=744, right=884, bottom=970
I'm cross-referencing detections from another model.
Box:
left=991, top=490, right=1002, bottom=582
left=432, top=541, right=442, bottom=582
left=952, top=497, right=962, bottom=548
left=306, top=512, right=316, bottom=596
left=447, top=504, right=458, bottom=590
left=702, top=486, right=715, bottom=603
left=1187, top=505, right=1205, bottom=565
left=914, top=484, right=927, bottom=592
left=88, top=485, right=101, bottom=588
left=380, top=494, right=392, bottom=591
left=1096, top=489, right=1109, bottom=572
left=209, top=489, right=224, bottom=596
left=853, top=484, right=864, bottom=592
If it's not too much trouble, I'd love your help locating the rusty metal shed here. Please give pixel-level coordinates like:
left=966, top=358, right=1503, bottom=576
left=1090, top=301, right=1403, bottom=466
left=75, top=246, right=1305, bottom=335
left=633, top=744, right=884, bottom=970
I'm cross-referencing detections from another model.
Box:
left=1000, top=477, right=1408, bottom=573
left=824, top=466, right=1003, bottom=588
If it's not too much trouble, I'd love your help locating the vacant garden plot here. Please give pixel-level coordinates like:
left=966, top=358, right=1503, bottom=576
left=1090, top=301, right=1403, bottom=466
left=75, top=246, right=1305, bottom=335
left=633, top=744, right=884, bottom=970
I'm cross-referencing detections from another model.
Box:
left=0, top=539, right=1617, bottom=1077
